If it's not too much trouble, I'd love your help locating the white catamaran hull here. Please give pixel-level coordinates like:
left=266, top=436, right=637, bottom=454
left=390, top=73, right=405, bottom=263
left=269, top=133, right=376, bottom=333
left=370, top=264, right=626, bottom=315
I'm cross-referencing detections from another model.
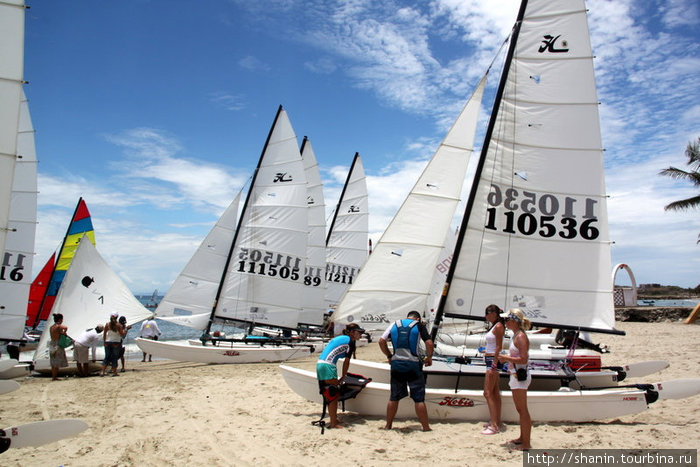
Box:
left=136, top=338, right=314, bottom=364
left=280, top=365, right=659, bottom=422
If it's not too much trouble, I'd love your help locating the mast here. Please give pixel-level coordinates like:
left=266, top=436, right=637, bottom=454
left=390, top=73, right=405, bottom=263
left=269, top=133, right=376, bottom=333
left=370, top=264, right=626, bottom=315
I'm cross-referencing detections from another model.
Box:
left=32, top=197, right=85, bottom=328
left=325, top=152, right=360, bottom=246
left=430, top=1, right=528, bottom=341
left=203, top=105, right=285, bottom=335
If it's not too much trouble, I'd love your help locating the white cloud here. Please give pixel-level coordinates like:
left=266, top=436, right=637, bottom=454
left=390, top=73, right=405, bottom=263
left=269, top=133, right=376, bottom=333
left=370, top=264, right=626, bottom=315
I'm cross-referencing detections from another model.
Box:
left=209, top=92, right=246, bottom=111
left=238, top=55, right=270, bottom=71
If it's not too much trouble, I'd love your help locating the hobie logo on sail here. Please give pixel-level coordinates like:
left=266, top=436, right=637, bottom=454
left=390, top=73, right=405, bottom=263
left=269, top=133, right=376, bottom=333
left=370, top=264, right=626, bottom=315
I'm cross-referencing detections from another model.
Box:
left=538, top=34, right=569, bottom=53
left=360, top=313, right=390, bottom=323
left=273, top=172, right=293, bottom=182
left=348, top=205, right=360, bottom=213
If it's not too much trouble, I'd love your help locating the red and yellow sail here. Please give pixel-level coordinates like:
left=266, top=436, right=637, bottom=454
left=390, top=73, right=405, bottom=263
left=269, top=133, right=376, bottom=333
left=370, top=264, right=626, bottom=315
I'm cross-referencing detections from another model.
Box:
left=26, top=198, right=95, bottom=327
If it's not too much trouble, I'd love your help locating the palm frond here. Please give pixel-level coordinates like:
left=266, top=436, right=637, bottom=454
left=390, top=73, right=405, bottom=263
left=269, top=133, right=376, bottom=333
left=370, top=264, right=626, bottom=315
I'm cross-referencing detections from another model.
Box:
left=664, top=194, right=700, bottom=211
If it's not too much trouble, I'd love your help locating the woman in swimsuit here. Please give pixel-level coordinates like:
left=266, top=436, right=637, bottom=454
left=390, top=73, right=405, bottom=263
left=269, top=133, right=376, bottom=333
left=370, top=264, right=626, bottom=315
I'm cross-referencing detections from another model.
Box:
left=498, top=308, right=532, bottom=450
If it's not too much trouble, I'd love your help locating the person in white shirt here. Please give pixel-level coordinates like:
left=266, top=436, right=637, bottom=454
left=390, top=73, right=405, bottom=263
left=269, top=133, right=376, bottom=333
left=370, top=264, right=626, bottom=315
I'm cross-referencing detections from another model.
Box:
left=74, top=325, right=104, bottom=377
left=139, top=316, right=162, bottom=362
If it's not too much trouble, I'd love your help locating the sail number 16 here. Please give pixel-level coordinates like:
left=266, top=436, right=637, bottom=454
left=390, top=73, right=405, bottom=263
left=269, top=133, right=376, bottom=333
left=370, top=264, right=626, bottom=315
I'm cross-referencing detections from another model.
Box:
left=484, top=184, right=600, bottom=240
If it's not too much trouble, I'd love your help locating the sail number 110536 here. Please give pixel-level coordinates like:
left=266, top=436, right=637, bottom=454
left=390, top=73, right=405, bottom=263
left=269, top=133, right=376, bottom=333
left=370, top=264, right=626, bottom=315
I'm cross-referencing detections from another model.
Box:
left=484, top=184, right=600, bottom=240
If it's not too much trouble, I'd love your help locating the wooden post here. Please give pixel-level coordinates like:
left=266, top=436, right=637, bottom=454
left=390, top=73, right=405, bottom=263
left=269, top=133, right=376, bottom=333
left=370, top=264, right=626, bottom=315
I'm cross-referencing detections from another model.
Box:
left=684, top=301, right=700, bottom=324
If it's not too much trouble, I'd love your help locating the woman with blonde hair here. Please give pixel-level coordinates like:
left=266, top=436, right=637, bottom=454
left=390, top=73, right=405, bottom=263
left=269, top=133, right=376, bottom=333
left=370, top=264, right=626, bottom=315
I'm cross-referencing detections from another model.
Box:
left=498, top=308, right=532, bottom=450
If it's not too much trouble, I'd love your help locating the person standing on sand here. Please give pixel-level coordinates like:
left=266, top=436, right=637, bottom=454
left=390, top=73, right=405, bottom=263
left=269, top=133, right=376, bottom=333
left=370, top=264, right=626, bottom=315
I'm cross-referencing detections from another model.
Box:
left=315, top=323, right=365, bottom=428
left=73, top=325, right=104, bottom=377
left=100, top=313, right=126, bottom=377
left=481, top=304, right=505, bottom=435
left=49, top=313, right=69, bottom=381
left=139, top=315, right=161, bottom=362
left=118, top=316, right=132, bottom=372
left=379, top=310, right=433, bottom=431
left=498, top=308, right=532, bottom=451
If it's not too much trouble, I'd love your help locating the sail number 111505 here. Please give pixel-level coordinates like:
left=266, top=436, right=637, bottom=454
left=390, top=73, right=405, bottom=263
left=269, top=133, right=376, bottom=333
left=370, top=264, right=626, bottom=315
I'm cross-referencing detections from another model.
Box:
left=484, top=184, right=600, bottom=240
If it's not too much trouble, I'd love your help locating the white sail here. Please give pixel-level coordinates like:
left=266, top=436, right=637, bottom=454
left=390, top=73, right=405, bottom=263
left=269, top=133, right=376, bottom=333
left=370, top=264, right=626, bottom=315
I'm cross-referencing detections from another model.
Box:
left=0, top=0, right=25, bottom=276
left=325, top=153, right=368, bottom=310
left=298, top=137, right=327, bottom=326
left=155, top=192, right=241, bottom=330
left=425, top=226, right=458, bottom=324
left=33, top=237, right=152, bottom=368
left=439, top=0, right=616, bottom=333
left=0, top=89, right=37, bottom=340
left=332, top=78, right=486, bottom=332
left=215, top=106, right=308, bottom=329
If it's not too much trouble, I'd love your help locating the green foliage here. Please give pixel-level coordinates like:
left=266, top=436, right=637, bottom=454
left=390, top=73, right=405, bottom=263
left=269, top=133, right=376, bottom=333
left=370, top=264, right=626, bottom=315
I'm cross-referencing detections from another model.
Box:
left=659, top=137, right=700, bottom=211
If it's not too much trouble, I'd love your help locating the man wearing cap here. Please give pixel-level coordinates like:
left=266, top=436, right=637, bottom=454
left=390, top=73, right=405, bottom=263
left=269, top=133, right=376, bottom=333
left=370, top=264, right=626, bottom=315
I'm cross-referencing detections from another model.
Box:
left=379, top=310, right=434, bottom=431
left=315, top=323, right=365, bottom=428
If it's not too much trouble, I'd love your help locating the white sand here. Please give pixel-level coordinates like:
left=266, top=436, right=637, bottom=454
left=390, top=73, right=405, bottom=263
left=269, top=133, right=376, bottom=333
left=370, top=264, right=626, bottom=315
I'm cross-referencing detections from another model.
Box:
left=1, top=321, right=698, bottom=467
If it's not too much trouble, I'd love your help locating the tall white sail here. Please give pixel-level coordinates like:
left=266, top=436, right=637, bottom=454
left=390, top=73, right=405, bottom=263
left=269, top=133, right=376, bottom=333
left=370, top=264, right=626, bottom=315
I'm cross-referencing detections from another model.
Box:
left=298, top=137, right=327, bottom=326
left=325, top=153, right=368, bottom=310
left=0, top=89, right=37, bottom=341
left=438, top=0, right=616, bottom=333
left=214, top=106, right=308, bottom=329
left=33, top=237, right=153, bottom=369
left=332, top=78, right=486, bottom=332
left=155, top=192, right=241, bottom=330
left=0, top=0, right=25, bottom=274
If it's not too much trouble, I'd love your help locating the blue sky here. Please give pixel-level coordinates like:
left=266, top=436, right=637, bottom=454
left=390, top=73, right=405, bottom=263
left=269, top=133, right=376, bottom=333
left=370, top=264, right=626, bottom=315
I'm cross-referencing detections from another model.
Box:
left=23, top=0, right=699, bottom=292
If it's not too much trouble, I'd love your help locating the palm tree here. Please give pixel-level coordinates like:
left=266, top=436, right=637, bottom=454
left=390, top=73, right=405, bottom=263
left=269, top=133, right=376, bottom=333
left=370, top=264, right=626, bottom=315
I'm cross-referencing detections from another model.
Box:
left=659, top=137, right=700, bottom=211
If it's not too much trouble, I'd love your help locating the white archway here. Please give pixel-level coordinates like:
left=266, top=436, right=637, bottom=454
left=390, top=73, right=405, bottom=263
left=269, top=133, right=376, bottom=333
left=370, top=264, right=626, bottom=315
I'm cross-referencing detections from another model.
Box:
left=612, top=263, right=638, bottom=307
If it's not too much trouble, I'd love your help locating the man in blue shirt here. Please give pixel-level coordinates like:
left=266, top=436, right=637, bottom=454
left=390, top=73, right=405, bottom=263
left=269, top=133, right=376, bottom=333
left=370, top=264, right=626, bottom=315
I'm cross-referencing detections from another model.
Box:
left=316, top=323, right=365, bottom=428
left=379, top=310, right=433, bottom=431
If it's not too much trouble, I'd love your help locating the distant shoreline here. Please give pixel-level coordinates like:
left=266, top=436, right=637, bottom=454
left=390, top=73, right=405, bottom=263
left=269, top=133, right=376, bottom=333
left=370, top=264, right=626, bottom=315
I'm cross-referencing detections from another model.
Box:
left=615, top=306, right=696, bottom=322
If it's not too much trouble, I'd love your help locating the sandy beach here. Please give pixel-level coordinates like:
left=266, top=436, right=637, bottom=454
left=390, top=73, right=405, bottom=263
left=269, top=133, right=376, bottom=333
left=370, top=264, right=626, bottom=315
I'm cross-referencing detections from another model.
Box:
left=1, top=320, right=698, bottom=467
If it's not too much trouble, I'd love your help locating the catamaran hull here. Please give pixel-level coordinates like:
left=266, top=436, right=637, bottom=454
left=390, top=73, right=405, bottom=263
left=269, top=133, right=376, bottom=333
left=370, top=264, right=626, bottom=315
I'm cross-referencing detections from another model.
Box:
left=279, top=365, right=652, bottom=422
left=0, top=362, right=31, bottom=379
left=136, top=338, right=314, bottom=364
left=344, top=358, right=618, bottom=391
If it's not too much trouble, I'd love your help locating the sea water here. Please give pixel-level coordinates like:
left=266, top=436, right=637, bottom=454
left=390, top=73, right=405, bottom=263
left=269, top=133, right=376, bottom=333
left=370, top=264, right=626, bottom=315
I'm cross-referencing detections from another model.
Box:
left=636, top=298, right=698, bottom=307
